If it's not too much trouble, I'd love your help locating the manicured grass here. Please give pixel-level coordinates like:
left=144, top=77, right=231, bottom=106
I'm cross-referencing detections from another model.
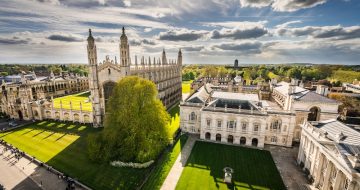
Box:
left=141, top=135, right=188, bottom=190
left=176, top=141, right=286, bottom=190
left=0, top=121, right=150, bottom=190
left=182, top=80, right=193, bottom=94
left=167, top=104, right=180, bottom=138
left=53, top=92, right=92, bottom=111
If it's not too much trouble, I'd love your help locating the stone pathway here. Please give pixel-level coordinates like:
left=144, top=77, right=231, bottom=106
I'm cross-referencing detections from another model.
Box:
left=0, top=145, right=79, bottom=190
left=160, top=135, right=197, bottom=190
left=265, top=145, right=309, bottom=190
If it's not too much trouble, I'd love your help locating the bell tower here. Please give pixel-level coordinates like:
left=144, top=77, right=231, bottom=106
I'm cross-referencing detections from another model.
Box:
left=87, top=29, right=102, bottom=127
left=120, top=27, right=131, bottom=76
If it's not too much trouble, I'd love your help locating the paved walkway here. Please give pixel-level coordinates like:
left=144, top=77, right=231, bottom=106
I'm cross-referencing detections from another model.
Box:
left=0, top=145, right=75, bottom=190
left=265, top=145, right=309, bottom=190
left=160, top=135, right=197, bottom=190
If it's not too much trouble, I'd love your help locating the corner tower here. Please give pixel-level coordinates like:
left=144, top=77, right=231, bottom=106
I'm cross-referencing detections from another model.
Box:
left=120, top=27, right=131, bottom=76
left=87, top=29, right=102, bottom=127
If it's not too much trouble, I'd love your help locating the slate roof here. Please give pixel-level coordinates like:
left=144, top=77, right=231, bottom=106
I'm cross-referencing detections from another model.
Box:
left=315, top=120, right=360, bottom=154
left=295, top=91, right=338, bottom=103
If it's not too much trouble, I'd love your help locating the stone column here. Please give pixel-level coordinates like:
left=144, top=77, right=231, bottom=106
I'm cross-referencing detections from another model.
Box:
left=314, top=153, right=324, bottom=186
left=322, top=161, right=333, bottom=190
left=333, top=170, right=343, bottom=190
left=297, top=135, right=305, bottom=164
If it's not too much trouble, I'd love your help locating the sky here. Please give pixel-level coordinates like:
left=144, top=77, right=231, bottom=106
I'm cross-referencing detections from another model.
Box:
left=0, top=0, right=360, bottom=65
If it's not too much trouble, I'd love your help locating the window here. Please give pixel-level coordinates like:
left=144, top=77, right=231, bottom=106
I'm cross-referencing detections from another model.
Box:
left=242, top=123, right=247, bottom=131
left=253, top=124, right=259, bottom=131
left=206, top=119, right=211, bottom=127
left=228, top=121, right=235, bottom=129
left=189, top=112, right=196, bottom=121
left=271, top=136, right=277, bottom=143
left=217, top=120, right=222, bottom=128
left=271, top=119, right=282, bottom=131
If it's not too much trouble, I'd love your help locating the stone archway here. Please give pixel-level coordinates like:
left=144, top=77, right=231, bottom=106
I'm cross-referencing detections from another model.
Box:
left=216, top=134, right=221, bottom=142
left=18, top=110, right=23, bottom=120
left=227, top=135, right=234, bottom=144
left=308, top=106, right=320, bottom=121
left=240, top=137, right=246, bottom=145
left=205, top=132, right=211, bottom=140
left=252, top=138, right=258, bottom=147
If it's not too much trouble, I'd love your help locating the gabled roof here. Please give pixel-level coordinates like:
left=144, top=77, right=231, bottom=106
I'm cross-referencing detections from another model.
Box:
left=186, top=83, right=213, bottom=104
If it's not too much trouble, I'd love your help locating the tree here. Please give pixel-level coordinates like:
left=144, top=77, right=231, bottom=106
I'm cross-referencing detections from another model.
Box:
left=87, top=76, right=171, bottom=163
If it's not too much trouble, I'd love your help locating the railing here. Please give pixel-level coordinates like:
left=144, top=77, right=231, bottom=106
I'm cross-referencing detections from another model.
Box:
left=202, top=107, right=265, bottom=115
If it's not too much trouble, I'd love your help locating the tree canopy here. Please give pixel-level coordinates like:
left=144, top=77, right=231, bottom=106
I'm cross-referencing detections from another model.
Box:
left=87, top=76, right=171, bottom=163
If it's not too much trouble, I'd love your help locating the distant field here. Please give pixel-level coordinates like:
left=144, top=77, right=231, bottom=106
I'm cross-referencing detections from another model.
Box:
left=53, top=92, right=92, bottom=111
left=329, top=70, right=360, bottom=83
left=182, top=80, right=193, bottom=94
left=176, top=141, right=286, bottom=190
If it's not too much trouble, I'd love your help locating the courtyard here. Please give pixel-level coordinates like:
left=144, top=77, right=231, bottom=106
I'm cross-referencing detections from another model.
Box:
left=53, top=92, right=92, bottom=111
left=176, top=141, right=286, bottom=190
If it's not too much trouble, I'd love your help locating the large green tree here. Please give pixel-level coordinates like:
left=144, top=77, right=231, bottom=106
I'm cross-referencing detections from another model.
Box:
left=88, top=76, right=171, bottom=163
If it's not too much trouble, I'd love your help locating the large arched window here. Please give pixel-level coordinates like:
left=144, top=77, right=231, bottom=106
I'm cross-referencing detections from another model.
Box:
left=308, top=107, right=320, bottom=121
left=103, top=81, right=116, bottom=110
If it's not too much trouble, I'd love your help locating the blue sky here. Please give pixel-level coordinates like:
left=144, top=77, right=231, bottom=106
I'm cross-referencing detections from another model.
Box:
left=0, top=0, right=359, bottom=65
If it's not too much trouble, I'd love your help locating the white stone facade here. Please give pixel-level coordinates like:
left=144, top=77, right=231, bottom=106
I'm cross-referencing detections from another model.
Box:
left=298, top=120, right=360, bottom=190
left=87, top=28, right=182, bottom=127
left=180, top=79, right=340, bottom=148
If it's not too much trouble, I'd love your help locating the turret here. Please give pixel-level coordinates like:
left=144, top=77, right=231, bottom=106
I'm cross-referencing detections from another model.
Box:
left=162, top=49, right=167, bottom=65
left=120, top=27, right=130, bottom=67
left=87, top=29, right=97, bottom=66
left=178, top=49, right=182, bottom=66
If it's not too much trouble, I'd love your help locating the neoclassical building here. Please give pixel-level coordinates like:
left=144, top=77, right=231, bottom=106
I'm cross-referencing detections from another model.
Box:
left=298, top=120, right=360, bottom=190
left=0, top=71, right=89, bottom=121
left=180, top=79, right=340, bottom=148
left=87, top=28, right=182, bottom=127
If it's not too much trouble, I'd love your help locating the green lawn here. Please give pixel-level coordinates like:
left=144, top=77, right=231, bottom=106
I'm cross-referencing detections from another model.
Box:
left=53, top=92, right=92, bottom=111
left=0, top=121, right=150, bottom=190
left=176, top=141, right=286, bottom=190
left=182, top=80, right=193, bottom=94
left=141, top=135, right=188, bottom=190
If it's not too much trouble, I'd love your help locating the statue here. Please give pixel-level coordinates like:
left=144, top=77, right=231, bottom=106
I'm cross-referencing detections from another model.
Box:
left=223, top=167, right=234, bottom=184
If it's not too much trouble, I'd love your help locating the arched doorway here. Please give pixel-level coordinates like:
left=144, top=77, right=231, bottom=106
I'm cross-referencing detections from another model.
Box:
left=252, top=138, right=258, bottom=147
left=240, top=137, right=246, bottom=145
left=17, top=110, right=23, bottom=120
left=103, top=81, right=117, bottom=110
left=205, top=132, right=211, bottom=140
left=227, top=135, right=234, bottom=143
left=308, top=107, right=320, bottom=121
left=216, top=134, right=221, bottom=142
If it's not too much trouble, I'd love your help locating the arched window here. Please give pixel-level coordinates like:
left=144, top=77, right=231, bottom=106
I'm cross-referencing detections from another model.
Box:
left=252, top=138, right=258, bottom=147
left=205, top=132, right=211, bottom=140
left=216, top=134, right=221, bottom=141
left=227, top=135, right=234, bottom=143
left=108, top=68, right=111, bottom=75
left=308, top=107, right=320, bottom=121
left=271, top=136, right=277, bottom=143
left=240, top=137, right=246, bottom=145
